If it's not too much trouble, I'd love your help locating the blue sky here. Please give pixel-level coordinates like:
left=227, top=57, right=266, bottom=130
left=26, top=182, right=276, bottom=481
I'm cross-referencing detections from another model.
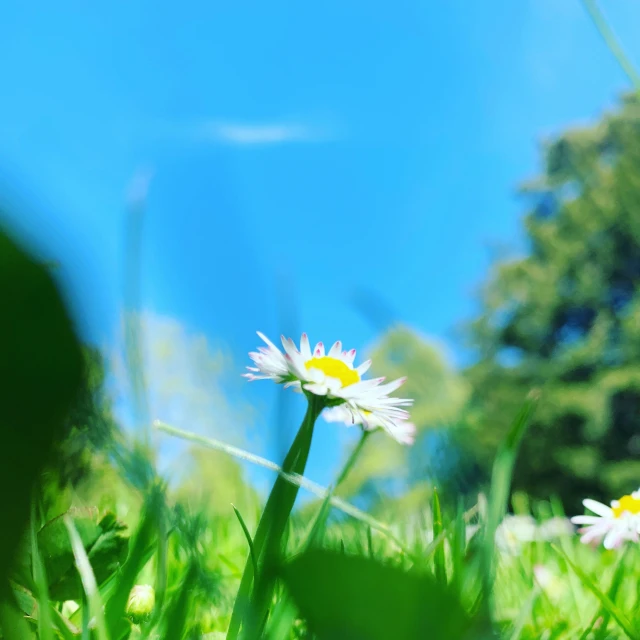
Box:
left=1, top=0, right=639, bottom=490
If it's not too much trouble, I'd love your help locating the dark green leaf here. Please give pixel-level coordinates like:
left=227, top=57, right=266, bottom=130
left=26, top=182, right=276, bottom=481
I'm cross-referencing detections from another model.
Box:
left=280, top=549, right=472, bottom=640
left=37, top=507, right=128, bottom=601
left=0, top=226, right=83, bottom=583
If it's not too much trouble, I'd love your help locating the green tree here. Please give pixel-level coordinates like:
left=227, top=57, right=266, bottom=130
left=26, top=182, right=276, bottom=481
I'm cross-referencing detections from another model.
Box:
left=464, top=92, right=640, bottom=510
left=335, top=324, right=470, bottom=508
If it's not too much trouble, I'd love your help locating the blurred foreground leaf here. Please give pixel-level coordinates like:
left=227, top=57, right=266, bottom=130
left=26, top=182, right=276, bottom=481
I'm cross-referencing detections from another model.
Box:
left=37, top=508, right=128, bottom=601
left=280, top=549, right=473, bottom=640
left=0, top=225, right=82, bottom=585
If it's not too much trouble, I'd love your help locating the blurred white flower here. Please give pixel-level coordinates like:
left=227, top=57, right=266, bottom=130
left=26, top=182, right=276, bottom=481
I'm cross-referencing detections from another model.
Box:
left=244, top=332, right=414, bottom=444
left=533, top=564, right=564, bottom=600
left=465, top=523, right=481, bottom=544
left=495, top=515, right=537, bottom=554
left=538, top=517, right=575, bottom=541
left=533, top=564, right=553, bottom=589
left=571, top=492, right=640, bottom=549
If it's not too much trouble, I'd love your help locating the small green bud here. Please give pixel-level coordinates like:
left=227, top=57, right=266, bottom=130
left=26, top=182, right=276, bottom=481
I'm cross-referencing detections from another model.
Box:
left=126, top=584, right=155, bottom=624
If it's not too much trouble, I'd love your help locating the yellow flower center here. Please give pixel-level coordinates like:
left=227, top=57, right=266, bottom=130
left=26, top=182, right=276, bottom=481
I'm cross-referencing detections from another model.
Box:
left=305, top=356, right=360, bottom=388
left=612, top=494, right=640, bottom=518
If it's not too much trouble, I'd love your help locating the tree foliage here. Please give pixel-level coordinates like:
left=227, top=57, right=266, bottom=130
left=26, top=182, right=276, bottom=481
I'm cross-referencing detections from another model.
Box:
left=465, top=92, right=640, bottom=510
left=335, top=325, right=470, bottom=505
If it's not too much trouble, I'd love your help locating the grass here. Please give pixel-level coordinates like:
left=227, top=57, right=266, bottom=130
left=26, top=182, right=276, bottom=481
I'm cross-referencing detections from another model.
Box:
left=5, top=388, right=640, bottom=640
left=3, top=2, right=639, bottom=631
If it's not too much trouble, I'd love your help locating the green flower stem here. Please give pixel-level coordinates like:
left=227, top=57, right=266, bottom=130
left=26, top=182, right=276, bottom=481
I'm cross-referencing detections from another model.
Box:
left=300, top=428, right=372, bottom=553
left=227, top=394, right=324, bottom=640
left=335, top=429, right=371, bottom=489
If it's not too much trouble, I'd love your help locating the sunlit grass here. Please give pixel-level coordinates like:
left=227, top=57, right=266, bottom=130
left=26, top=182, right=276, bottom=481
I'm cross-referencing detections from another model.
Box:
left=11, top=389, right=640, bottom=640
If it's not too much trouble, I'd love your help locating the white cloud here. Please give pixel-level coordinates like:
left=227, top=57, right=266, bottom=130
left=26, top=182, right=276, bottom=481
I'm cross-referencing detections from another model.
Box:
left=145, top=115, right=336, bottom=147
left=197, top=120, right=327, bottom=145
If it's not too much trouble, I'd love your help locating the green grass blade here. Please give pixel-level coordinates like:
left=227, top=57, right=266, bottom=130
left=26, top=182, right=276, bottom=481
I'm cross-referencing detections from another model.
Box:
left=367, top=526, right=374, bottom=559
left=141, top=505, right=169, bottom=639
left=64, top=515, right=109, bottom=640
left=482, top=392, right=539, bottom=599
left=232, top=505, right=259, bottom=580
left=410, top=502, right=479, bottom=576
left=432, top=489, right=446, bottom=585
left=578, top=549, right=629, bottom=640
left=162, top=561, right=198, bottom=640
left=552, top=544, right=638, bottom=640
left=298, top=485, right=335, bottom=552
left=104, top=490, right=161, bottom=640
left=451, top=499, right=466, bottom=597
left=262, top=595, right=298, bottom=640
left=299, top=431, right=370, bottom=554
left=122, top=172, right=153, bottom=447
left=508, top=585, right=541, bottom=640
left=29, top=500, right=54, bottom=640
left=49, top=606, right=79, bottom=640
left=549, top=495, right=584, bottom=622
left=581, top=0, right=640, bottom=91
left=156, top=420, right=412, bottom=555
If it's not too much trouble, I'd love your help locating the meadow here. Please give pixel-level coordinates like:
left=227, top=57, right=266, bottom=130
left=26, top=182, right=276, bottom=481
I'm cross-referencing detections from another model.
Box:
left=3, top=2, right=640, bottom=638
left=1, top=304, right=639, bottom=640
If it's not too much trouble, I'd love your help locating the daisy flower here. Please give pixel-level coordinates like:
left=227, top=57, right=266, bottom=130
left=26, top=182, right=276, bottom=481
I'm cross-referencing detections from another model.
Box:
left=495, top=515, right=538, bottom=555
left=538, top=517, right=574, bottom=541
left=571, top=491, right=640, bottom=549
left=322, top=404, right=416, bottom=446
left=244, top=332, right=414, bottom=444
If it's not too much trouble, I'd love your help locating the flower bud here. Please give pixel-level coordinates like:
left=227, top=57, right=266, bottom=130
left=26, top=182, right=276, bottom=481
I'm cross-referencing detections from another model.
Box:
left=126, top=584, right=155, bottom=624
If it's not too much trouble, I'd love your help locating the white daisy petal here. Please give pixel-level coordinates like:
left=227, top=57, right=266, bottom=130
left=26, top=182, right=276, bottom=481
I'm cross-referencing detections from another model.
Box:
left=374, top=376, right=408, bottom=395
left=305, top=368, right=325, bottom=384
left=257, top=331, right=280, bottom=352
left=356, top=359, right=372, bottom=376
left=570, top=515, right=603, bottom=525
left=303, top=382, right=328, bottom=395
left=328, top=340, right=342, bottom=358
left=281, top=336, right=300, bottom=358
left=384, top=419, right=417, bottom=445
left=579, top=522, right=610, bottom=545
left=603, top=527, right=624, bottom=550
left=313, top=341, right=325, bottom=357
left=583, top=499, right=614, bottom=518
left=300, top=333, right=312, bottom=360
left=336, top=378, right=386, bottom=397
left=324, top=376, right=343, bottom=393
